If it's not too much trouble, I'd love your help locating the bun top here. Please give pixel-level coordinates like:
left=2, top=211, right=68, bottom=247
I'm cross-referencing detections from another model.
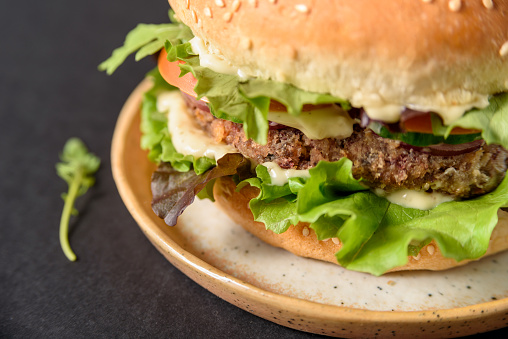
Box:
left=169, top=0, right=508, bottom=123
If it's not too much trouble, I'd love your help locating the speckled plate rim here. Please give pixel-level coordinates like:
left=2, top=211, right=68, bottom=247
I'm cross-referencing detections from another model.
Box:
left=111, top=79, right=508, bottom=338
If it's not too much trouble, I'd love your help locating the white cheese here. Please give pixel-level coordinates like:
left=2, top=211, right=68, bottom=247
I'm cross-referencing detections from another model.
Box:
left=156, top=91, right=238, bottom=160
left=262, top=162, right=310, bottom=186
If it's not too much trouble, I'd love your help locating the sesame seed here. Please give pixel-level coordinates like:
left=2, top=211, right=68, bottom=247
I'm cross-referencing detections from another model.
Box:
left=427, top=245, right=435, bottom=255
left=276, top=70, right=287, bottom=81
left=223, top=12, right=233, bottom=22
left=268, top=0, right=277, bottom=4
left=241, top=38, right=252, bottom=50
left=482, top=0, right=494, bottom=9
left=289, top=47, right=297, bottom=59
left=197, top=18, right=202, bottom=28
left=332, top=237, right=340, bottom=245
left=191, top=9, right=198, bottom=23
left=322, top=238, right=330, bottom=242
left=232, top=0, right=241, bottom=12
left=295, top=4, right=309, bottom=13
left=248, top=0, right=258, bottom=6
left=302, top=227, right=310, bottom=237
left=448, top=0, right=461, bottom=12
left=215, top=0, right=225, bottom=7
left=185, top=0, right=190, bottom=9
left=204, top=7, right=213, bottom=18
left=412, top=253, right=421, bottom=261
left=500, top=41, right=508, bottom=57
left=421, top=0, right=433, bottom=3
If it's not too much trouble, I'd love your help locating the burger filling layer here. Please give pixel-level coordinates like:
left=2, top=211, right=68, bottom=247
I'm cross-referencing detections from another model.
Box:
left=181, top=92, right=508, bottom=199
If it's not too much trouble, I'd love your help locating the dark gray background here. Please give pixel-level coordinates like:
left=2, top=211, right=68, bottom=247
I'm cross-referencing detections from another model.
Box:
left=0, top=0, right=506, bottom=337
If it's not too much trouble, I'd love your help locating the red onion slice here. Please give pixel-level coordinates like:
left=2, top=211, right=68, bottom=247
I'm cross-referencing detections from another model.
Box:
left=399, top=139, right=484, bottom=156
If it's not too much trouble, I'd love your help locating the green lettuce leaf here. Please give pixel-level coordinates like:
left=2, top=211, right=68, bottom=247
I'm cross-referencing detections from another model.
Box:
left=243, top=165, right=301, bottom=233
left=245, top=158, right=508, bottom=276
left=444, top=93, right=508, bottom=149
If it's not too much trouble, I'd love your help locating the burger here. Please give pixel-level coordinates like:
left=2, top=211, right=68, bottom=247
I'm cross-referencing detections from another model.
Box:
left=100, top=0, right=508, bottom=276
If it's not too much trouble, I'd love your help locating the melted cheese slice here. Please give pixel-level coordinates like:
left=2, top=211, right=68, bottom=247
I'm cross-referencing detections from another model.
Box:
left=268, top=105, right=354, bottom=140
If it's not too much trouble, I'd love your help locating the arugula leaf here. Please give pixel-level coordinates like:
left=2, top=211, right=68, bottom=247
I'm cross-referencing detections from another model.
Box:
left=56, top=138, right=100, bottom=261
left=98, top=11, right=193, bottom=75
left=151, top=153, right=250, bottom=226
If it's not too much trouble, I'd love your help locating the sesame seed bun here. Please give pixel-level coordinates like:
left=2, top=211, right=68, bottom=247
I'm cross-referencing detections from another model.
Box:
left=213, top=176, right=508, bottom=272
left=169, top=0, right=508, bottom=123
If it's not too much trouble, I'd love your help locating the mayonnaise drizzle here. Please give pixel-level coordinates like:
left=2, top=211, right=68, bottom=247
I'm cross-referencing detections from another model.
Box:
left=157, top=91, right=238, bottom=160
left=376, top=189, right=455, bottom=210
left=262, top=162, right=310, bottom=186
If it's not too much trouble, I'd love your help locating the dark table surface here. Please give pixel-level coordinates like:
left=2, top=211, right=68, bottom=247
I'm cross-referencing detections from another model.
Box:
left=1, top=0, right=507, bottom=338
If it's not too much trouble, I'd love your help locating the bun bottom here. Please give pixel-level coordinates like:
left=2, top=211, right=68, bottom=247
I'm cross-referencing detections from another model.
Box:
left=213, top=177, right=508, bottom=273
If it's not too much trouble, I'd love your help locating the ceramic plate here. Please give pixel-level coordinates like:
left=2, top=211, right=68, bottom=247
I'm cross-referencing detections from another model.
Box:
left=111, top=80, right=508, bottom=338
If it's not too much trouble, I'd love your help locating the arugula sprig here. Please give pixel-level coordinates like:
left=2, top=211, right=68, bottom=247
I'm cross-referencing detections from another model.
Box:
left=98, top=11, right=193, bottom=75
left=56, top=138, right=100, bottom=261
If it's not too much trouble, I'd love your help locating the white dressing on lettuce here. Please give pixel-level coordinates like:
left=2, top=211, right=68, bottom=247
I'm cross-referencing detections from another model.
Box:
left=375, top=188, right=455, bottom=210
left=157, top=91, right=238, bottom=160
left=262, top=162, right=310, bottom=186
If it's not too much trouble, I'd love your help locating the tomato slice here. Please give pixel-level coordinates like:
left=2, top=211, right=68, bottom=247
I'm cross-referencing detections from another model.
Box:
left=402, top=113, right=479, bottom=135
left=158, top=49, right=200, bottom=99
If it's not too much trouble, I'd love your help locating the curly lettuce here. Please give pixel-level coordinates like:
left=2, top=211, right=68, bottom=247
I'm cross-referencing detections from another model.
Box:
left=245, top=159, right=508, bottom=276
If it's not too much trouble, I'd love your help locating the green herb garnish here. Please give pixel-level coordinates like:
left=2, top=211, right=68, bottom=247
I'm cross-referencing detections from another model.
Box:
left=56, top=138, right=100, bottom=261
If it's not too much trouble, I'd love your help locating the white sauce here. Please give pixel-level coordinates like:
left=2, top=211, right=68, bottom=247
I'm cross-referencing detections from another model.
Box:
left=262, top=162, right=310, bottom=186
left=268, top=105, right=354, bottom=140
left=157, top=91, right=238, bottom=160
left=376, top=189, right=455, bottom=210
left=357, top=97, right=490, bottom=125
left=361, top=104, right=404, bottom=124
left=190, top=37, right=247, bottom=79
